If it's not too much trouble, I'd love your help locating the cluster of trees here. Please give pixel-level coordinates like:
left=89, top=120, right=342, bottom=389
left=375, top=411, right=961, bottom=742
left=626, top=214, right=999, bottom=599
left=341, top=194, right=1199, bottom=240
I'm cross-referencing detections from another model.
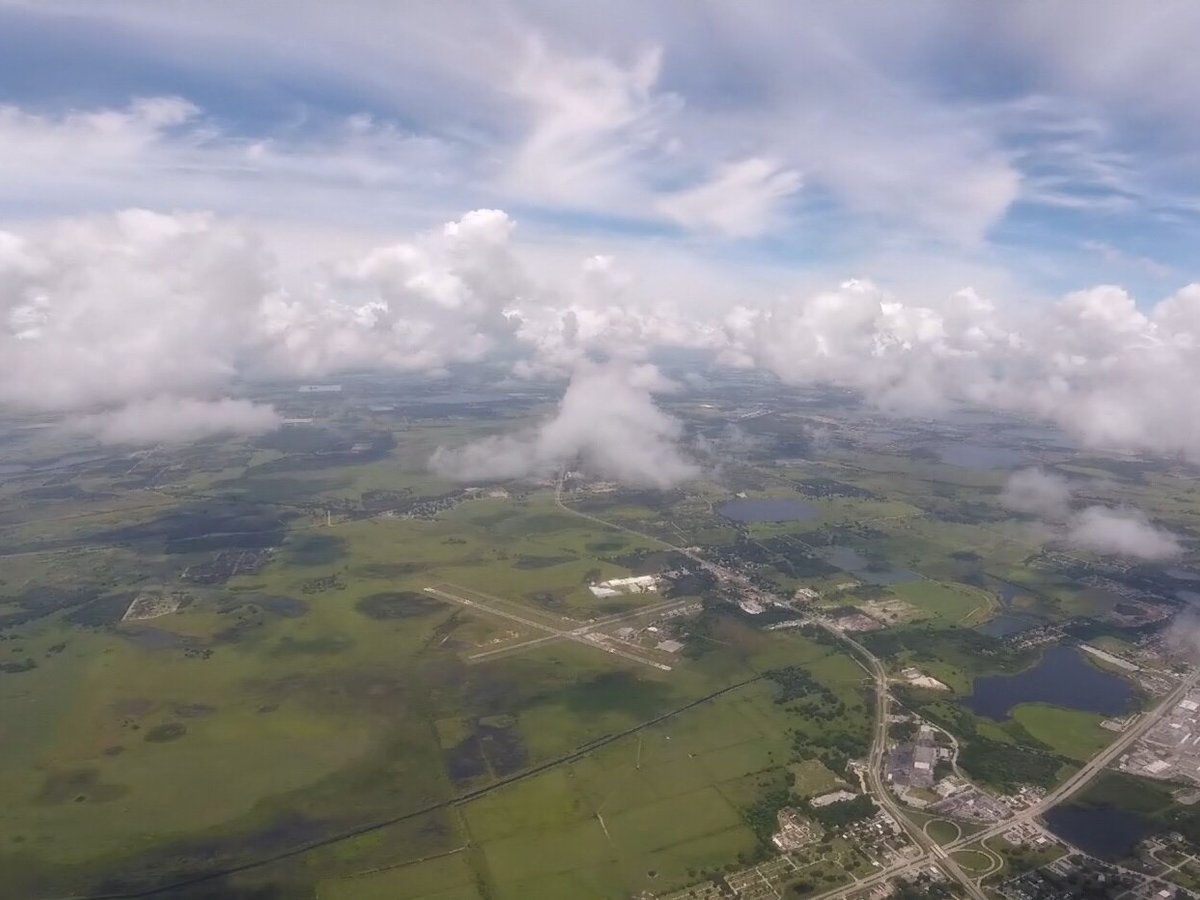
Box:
left=767, top=666, right=838, bottom=705
left=807, top=794, right=875, bottom=829
left=862, top=624, right=1024, bottom=670
left=763, top=667, right=871, bottom=774
left=742, top=786, right=793, bottom=847
left=957, top=736, right=1062, bottom=791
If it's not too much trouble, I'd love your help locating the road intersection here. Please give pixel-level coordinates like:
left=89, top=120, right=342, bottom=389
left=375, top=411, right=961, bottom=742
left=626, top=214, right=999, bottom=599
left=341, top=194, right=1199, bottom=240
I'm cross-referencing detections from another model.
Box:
left=549, top=476, right=1200, bottom=897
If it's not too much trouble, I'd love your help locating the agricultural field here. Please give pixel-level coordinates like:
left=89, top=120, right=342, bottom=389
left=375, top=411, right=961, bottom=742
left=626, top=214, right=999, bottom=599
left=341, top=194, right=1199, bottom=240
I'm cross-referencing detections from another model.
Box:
left=1, top=373, right=1199, bottom=897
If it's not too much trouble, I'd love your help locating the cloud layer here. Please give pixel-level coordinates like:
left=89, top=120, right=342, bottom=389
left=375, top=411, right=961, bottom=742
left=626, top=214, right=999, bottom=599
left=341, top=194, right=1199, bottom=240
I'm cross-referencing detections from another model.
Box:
left=725, top=280, right=1200, bottom=459
left=3, top=205, right=1200, bottom=471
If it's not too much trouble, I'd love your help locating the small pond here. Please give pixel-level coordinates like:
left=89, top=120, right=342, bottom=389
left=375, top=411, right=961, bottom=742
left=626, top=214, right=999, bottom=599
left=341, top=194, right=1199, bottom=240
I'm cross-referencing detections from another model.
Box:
left=965, top=644, right=1137, bottom=721
left=718, top=499, right=821, bottom=523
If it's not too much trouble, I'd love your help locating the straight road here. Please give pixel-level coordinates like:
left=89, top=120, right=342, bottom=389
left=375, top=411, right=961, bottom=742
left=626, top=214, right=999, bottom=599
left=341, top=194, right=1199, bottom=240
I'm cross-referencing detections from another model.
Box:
left=945, top=665, right=1200, bottom=852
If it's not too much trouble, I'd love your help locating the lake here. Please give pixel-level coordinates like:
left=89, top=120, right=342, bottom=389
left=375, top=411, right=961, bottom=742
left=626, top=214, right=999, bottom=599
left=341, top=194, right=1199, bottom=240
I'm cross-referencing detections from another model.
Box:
left=1043, top=805, right=1155, bottom=860
left=975, top=583, right=1040, bottom=638
left=718, top=499, right=821, bottom=523
left=965, top=644, right=1137, bottom=721
left=818, top=545, right=919, bottom=585
left=975, top=614, right=1039, bottom=638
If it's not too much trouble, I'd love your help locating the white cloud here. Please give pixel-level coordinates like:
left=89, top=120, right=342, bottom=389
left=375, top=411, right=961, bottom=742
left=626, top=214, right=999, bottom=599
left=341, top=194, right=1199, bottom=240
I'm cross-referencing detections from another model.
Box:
left=1001, top=468, right=1072, bottom=521
left=431, top=361, right=699, bottom=488
left=1065, top=506, right=1181, bottom=561
left=725, top=279, right=1200, bottom=460
left=0, top=209, right=270, bottom=412
left=13, top=1, right=1200, bottom=256
left=0, top=208, right=536, bottom=442
left=4, top=204, right=1200, bottom=465
left=658, top=158, right=801, bottom=238
left=259, top=208, right=525, bottom=376
left=74, top=397, right=281, bottom=445
left=505, top=41, right=678, bottom=215
left=0, top=97, right=200, bottom=182
left=1001, top=468, right=1182, bottom=561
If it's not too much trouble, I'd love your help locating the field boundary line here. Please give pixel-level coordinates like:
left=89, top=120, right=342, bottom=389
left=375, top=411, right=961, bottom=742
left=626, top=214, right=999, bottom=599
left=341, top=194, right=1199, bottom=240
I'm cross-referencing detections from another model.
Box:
left=55, top=675, right=767, bottom=900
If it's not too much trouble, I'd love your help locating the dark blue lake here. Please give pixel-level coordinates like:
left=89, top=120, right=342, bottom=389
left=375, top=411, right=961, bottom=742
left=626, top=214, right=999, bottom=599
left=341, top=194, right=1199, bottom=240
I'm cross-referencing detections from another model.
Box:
left=965, top=644, right=1136, bottom=721
left=1043, top=805, right=1155, bottom=860
left=719, top=499, right=821, bottom=523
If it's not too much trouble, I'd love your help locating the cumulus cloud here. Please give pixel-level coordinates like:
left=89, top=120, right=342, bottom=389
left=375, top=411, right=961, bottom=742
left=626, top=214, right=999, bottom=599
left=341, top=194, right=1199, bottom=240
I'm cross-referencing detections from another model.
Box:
left=1001, top=468, right=1072, bottom=521
left=1065, top=506, right=1182, bottom=561
left=4, top=205, right=1200, bottom=464
left=74, top=397, right=282, bottom=446
left=1002, top=468, right=1182, bottom=561
left=724, top=279, right=1200, bottom=460
left=431, top=361, right=699, bottom=488
left=258, top=208, right=524, bottom=375
left=0, top=209, right=270, bottom=412
left=0, top=207, right=532, bottom=443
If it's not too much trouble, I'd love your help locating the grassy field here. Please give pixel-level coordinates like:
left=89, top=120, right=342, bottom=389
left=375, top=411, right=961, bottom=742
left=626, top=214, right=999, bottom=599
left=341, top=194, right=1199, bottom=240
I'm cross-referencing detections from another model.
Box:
left=1010, top=704, right=1114, bottom=761
left=925, top=818, right=963, bottom=845
left=0, top=437, right=872, bottom=898
left=3, top=384, right=1199, bottom=898
left=789, top=759, right=844, bottom=798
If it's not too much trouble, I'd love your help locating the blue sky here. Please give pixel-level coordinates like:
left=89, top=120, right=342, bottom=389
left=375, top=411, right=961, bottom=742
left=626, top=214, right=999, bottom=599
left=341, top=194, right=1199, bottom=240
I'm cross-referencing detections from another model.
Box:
left=3, top=2, right=1200, bottom=463
left=2, top=0, right=1197, bottom=303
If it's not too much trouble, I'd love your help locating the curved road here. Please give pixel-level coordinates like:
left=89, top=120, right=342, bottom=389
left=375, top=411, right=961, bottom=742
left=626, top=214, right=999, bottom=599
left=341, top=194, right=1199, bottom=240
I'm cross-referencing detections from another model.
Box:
left=554, top=478, right=987, bottom=899
left=554, top=478, right=1198, bottom=898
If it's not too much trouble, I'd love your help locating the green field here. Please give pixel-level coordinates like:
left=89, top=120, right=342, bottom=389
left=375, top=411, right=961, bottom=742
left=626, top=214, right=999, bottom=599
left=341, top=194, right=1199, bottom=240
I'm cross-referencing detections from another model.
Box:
left=2, top=376, right=1198, bottom=897
left=1010, top=704, right=1113, bottom=761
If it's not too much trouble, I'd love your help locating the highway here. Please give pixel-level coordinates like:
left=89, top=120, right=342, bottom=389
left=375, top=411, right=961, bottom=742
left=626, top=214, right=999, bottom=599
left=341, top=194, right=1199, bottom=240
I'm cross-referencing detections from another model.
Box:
left=828, top=625, right=989, bottom=900
left=553, top=477, right=1200, bottom=898
left=808, top=660, right=1200, bottom=899
left=554, top=477, right=988, bottom=898
left=945, top=664, right=1200, bottom=851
